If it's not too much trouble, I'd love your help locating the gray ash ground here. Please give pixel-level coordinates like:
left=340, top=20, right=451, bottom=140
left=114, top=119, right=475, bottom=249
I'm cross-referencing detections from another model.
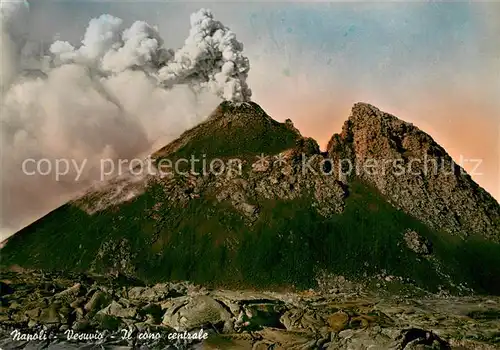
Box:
left=1, top=270, right=499, bottom=349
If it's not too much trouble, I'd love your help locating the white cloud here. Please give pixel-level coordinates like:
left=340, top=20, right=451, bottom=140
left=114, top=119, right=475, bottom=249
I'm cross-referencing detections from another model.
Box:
left=0, top=1, right=249, bottom=237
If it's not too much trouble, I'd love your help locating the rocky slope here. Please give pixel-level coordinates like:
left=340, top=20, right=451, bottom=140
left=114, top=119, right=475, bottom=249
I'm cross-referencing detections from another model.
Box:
left=1, top=101, right=500, bottom=296
left=1, top=269, right=499, bottom=349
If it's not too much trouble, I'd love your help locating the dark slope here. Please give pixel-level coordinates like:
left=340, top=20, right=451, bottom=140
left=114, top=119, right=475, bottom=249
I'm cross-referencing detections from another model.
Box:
left=2, top=102, right=500, bottom=295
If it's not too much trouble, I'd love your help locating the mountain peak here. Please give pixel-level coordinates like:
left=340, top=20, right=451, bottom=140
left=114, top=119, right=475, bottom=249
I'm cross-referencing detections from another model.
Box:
left=350, top=102, right=382, bottom=118
left=343, top=102, right=438, bottom=156
left=152, top=101, right=301, bottom=161
left=328, top=102, right=500, bottom=241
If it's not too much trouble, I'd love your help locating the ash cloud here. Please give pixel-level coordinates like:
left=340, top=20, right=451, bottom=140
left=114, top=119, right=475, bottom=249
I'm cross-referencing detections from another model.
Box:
left=0, top=1, right=251, bottom=239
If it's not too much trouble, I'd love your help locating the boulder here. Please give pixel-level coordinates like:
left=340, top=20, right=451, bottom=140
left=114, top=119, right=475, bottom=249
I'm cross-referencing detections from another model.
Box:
left=128, top=284, right=172, bottom=302
left=404, top=230, right=432, bottom=255
left=162, top=295, right=233, bottom=332
left=84, top=291, right=112, bottom=314
left=54, top=283, right=82, bottom=300
left=39, top=304, right=60, bottom=324
left=326, top=311, right=350, bottom=333
left=97, top=300, right=137, bottom=319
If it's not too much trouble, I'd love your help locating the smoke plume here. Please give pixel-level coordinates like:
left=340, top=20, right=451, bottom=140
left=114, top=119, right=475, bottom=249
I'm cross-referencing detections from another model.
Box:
left=0, top=1, right=251, bottom=239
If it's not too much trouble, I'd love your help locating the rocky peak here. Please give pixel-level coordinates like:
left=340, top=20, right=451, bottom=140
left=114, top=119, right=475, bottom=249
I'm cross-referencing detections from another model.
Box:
left=342, top=103, right=445, bottom=159
left=328, top=102, right=500, bottom=241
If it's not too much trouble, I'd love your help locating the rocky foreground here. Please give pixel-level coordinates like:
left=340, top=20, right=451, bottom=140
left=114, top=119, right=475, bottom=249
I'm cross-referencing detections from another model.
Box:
left=0, top=270, right=499, bottom=349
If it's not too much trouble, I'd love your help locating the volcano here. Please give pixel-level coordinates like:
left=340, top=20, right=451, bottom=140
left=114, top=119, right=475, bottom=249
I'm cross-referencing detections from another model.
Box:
left=2, top=101, right=499, bottom=295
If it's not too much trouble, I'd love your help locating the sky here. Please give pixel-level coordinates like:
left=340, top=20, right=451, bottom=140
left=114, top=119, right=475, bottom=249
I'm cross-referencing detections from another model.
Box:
left=1, top=0, right=499, bottom=239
